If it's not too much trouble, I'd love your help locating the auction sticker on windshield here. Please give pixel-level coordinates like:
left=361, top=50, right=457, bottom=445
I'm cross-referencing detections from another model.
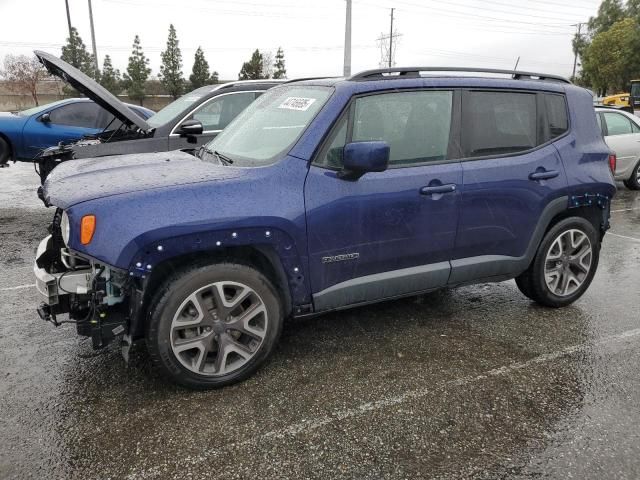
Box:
left=278, top=97, right=317, bottom=111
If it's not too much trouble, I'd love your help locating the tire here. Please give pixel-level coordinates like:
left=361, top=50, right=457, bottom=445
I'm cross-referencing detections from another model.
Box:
left=515, top=217, right=600, bottom=308
left=0, top=137, right=10, bottom=166
left=146, top=262, right=283, bottom=389
left=623, top=160, right=640, bottom=190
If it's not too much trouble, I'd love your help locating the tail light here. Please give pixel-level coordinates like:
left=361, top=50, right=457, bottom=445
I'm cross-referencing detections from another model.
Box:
left=608, top=154, right=617, bottom=175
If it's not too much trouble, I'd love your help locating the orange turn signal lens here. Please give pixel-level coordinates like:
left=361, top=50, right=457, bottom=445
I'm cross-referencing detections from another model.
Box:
left=80, top=215, right=96, bottom=245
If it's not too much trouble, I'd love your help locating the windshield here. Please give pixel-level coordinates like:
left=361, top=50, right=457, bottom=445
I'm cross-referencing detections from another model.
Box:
left=204, top=85, right=333, bottom=167
left=18, top=99, right=71, bottom=116
left=631, top=81, right=640, bottom=98
left=146, top=86, right=212, bottom=127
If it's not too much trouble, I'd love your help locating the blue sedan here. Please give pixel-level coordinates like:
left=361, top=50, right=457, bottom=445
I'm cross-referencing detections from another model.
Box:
left=0, top=98, right=153, bottom=164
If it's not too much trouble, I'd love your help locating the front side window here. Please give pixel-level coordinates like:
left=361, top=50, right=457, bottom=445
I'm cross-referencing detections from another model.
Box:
left=48, top=102, right=100, bottom=128
left=603, top=112, right=633, bottom=136
left=19, top=99, right=69, bottom=117
left=463, top=91, right=537, bottom=157
left=190, top=92, right=258, bottom=131
left=205, top=85, right=333, bottom=167
left=316, top=90, right=453, bottom=168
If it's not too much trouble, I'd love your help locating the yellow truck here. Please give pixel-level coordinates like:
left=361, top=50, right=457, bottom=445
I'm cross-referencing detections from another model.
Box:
left=603, top=92, right=630, bottom=108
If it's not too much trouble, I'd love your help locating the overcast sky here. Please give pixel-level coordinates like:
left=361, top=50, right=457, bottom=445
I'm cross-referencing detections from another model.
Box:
left=1, top=0, right=601, bottom=81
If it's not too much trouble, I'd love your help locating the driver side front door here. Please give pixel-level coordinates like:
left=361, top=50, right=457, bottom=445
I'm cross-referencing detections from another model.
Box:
left=304, top=90, right=461, bottom=312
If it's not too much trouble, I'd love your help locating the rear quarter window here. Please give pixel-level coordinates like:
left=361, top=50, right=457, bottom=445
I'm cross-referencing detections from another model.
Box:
left=544, top=94, right=568, bottom=139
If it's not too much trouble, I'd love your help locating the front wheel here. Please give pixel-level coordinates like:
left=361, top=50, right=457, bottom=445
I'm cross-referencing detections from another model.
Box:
left=0, top=137, right=10, bottom=166
left=515, top=217, right=600, bottom=308
left=146, top=262, right=283, bottom=389
left=623, top=160, right=640, bottom=190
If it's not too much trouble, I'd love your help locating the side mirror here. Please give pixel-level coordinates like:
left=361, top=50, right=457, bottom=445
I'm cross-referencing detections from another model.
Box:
left=177, top=119, right=203, bottom=136
left=338, top=141, right=390, bottom=180
left=40, top=112, right=51, bottom=123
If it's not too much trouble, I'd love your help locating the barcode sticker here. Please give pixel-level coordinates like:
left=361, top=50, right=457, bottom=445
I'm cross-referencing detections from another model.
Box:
left=278, top=97, right=317, bottom=111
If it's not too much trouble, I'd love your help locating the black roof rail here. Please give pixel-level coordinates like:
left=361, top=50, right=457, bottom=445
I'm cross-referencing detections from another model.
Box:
left=349, top=67, right=572, bottom=84
left=283, top=76, right=341, bottom=84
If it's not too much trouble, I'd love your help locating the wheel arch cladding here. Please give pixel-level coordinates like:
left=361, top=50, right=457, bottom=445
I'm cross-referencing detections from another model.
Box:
left=127, top=227, right=308, bottom=315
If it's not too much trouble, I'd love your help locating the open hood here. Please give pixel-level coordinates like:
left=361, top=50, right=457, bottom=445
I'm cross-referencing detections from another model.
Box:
left=34, top=50, right=152, bottom=133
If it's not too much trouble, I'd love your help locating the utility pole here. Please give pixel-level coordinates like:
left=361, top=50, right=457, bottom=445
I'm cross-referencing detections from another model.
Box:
left=343, top=0, right=352, bottom=77
left=64, top=0, right=73, bottom=40
left=388, top=8, right=394, bottom=68
left=571, top=23, right=584, bottom=80
left=376, top=10, right=400, bottom=68
left=88, top=0, right=99, bottom=78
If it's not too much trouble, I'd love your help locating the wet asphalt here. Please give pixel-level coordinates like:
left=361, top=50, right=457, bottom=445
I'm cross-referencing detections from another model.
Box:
left=0, top=162, right=639, bottom=480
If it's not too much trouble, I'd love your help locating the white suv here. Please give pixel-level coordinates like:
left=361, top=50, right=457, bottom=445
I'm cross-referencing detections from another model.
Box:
left=596, top=107, right=640, bottom=189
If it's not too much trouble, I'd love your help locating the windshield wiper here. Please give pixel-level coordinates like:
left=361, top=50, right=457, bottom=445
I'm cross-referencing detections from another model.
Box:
left=197, top=146, right=234, bottom=165
left=213, top=150, right=234, bottom=165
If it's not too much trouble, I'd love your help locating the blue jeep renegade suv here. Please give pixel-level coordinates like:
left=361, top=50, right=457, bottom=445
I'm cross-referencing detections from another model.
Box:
left=34, top=67, right=617, bottom=389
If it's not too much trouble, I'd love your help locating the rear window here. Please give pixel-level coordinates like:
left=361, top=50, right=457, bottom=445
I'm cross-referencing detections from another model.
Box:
left=544, top=94, right=568, bottom=139
left=462, top=91, right=537, bottom=157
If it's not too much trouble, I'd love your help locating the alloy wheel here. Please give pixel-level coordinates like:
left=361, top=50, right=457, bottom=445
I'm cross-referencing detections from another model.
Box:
left=170, top=281, right=268, bottom=376
left=544, top=229, right=593, bottom=297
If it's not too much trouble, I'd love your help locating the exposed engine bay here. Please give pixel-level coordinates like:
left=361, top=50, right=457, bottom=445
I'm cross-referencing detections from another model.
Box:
left=34, top=209, right=136, bottom=352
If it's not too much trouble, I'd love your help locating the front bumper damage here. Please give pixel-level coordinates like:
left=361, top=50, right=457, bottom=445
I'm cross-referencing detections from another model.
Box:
left=34, top=235, right=135, bottom=351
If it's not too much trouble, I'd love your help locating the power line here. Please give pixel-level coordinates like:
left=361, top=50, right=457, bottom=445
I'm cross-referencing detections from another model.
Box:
left=0, top=40, right=376, bottom=53
left=355, top=0, right=578, bottom=29
left=101, top=0, right=336, bottom=19
left=392, top=0, right=583, bottom=23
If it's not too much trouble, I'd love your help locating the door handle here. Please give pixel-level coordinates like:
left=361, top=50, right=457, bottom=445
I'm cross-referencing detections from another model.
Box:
left=420, top=184, right=457, bottom=195
left=528, top=169, right=559, bottom=181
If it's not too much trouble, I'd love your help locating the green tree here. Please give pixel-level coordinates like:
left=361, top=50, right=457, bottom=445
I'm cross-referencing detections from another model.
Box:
left=100, top=55, right=121, bottom=95
left=238, top=49, right=265, bottom=80
left=210, top=71, right=219, bottom=84
left=273, top=47, right=287, bottom=79
left=159, top=24, right=183, bottom=99
left=627, top=0, right=640, bottom=20
left=123, top=35, right=151, bottom=105
left=189, top=46, right=210, bottom=89
left=587, top=0, right=626, bottom=35
left=60, top=27, right=96, bottom=79
left=582, top=18, right=640, bottom=93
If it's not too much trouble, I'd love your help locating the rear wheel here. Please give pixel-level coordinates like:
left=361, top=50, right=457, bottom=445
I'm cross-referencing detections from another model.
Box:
left=0, top=137, right=10, bottom=166
left=623, top=160, right=640, bottom=190
left=146, top=262, right=283, bottom=389
left=515, top=217, right=599, bottom=308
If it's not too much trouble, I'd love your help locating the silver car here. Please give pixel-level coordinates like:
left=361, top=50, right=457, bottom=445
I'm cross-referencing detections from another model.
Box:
left=596, top=107, right=640, bottom=189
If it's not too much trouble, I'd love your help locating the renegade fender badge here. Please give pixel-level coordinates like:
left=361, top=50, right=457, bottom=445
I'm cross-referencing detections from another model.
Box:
left=322, top=253, right=360, bottom=264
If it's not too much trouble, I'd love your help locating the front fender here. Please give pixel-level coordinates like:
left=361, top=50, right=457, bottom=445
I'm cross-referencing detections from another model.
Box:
left=125, top=224, right=311, bottom=306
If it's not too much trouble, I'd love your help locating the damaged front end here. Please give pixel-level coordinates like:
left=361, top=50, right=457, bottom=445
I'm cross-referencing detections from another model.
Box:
left=34, top=209, right=141, bottom=354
